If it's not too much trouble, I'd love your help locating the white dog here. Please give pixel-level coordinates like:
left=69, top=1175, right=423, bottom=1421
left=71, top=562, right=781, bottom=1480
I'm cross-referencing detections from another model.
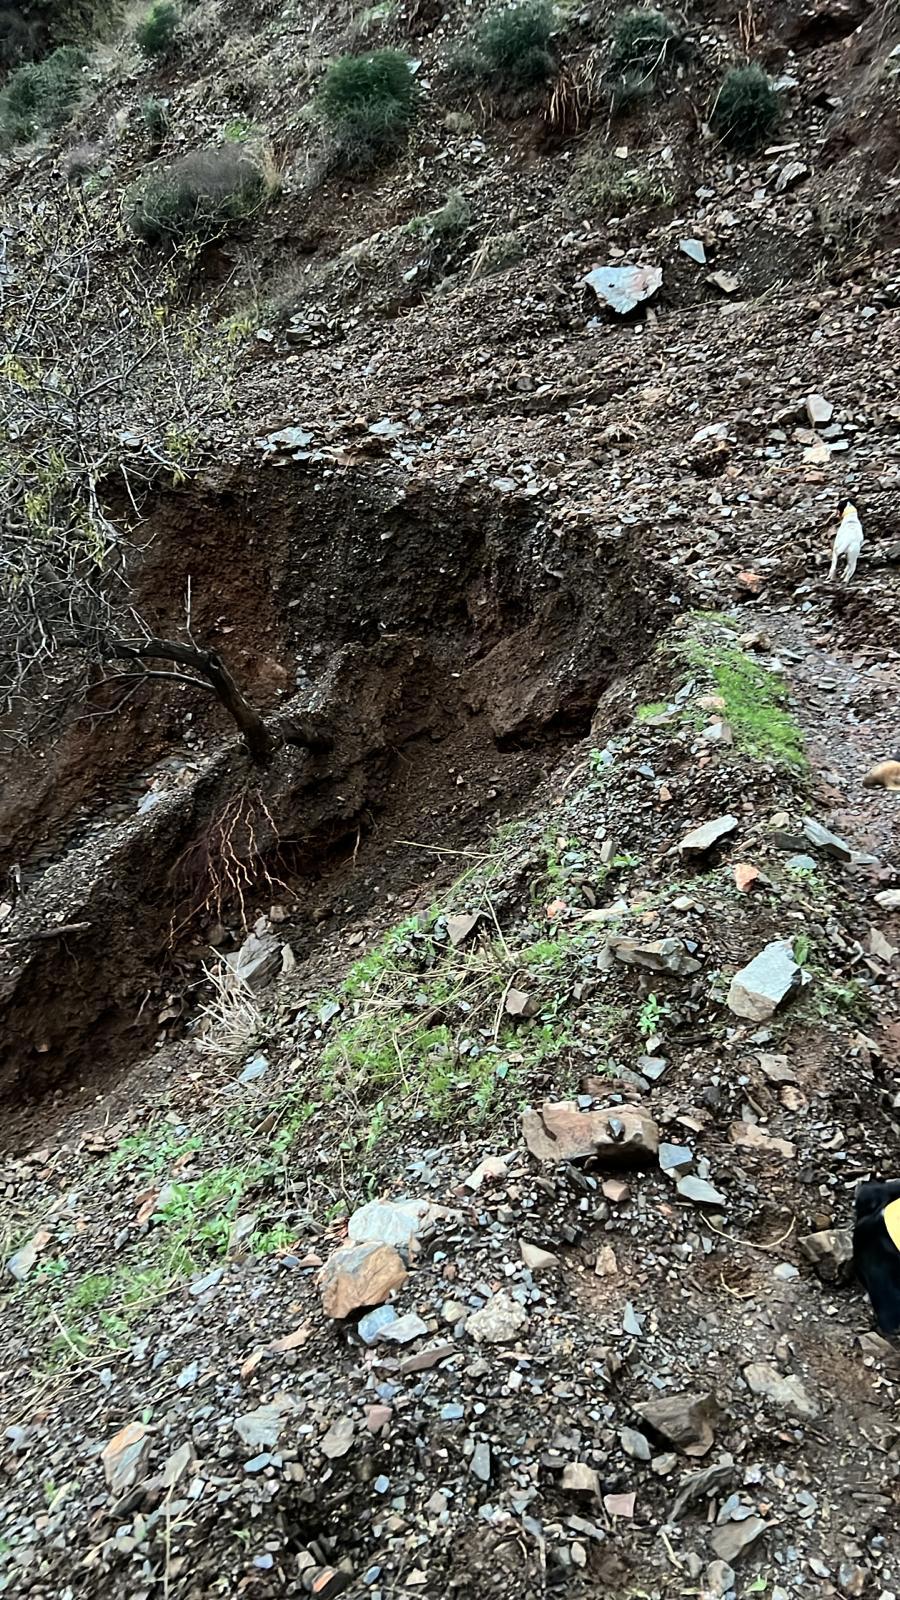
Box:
left=828, top=502, right=864, bottom=582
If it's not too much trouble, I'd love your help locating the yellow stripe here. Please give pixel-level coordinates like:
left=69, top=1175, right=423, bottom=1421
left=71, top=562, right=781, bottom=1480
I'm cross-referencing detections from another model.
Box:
left=884, top=1198, right=900, bottom=1252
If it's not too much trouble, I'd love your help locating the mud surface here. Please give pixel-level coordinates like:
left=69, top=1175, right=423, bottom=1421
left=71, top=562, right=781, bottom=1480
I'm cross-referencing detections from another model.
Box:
left=0, top=464, right=681, bottom=1112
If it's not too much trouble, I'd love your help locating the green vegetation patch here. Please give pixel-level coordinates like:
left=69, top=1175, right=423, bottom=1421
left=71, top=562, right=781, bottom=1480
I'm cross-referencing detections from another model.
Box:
left=608, top=7, right=679, bottom=72
left=568, top=153, right=674, bottom=214
left=663, top=618, right=807, bottom=774
left=315, top=910, right=604, bottom=1128
left=711, top=64, right=778, bottom=151
left=472, top=2, right=555, bottom=87
left=316, top=49, right=418, bottom=168
left=126, top=145, right=278, bottom=244
left=134, top=0, right=179, bottom=58
left=0, top=44, right=86, bottom=146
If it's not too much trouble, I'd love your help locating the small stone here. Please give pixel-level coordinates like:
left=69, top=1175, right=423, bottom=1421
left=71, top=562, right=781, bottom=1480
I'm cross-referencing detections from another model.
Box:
left=659, top=1143, right=693, bottom=1176
left=365, top=1405, right=392, bottom=1432
left=773, top=1262, right=799, bottom=1281
left=239, top=1054, right=268, bottom=1084
left=347, top=1197, right=442, bottom=1251
left=805, top=393, right=833, bottom=426
left=729, top=1122, right=796, bottom=1159
left=619, top=1426, right=651, bottom=1461
left=634, top=1392, right=717, bottom=1457
left=464, top=1155, right=508, bottom=1190
left=562, top=1462, right=601, bottom=1496
left=234, top=1395, right=296, bottom=1450
left=470, top=1441, right=491, bottom=1482
left=582, top=262, right=662, bottom=315
left=757, top=1053, right=796, bottom=1084
left=101, top=1422, right=152, bottom=1496
left=520, top=1240, right=559, bottom=1272
left=677, top=1175, right=727, bottom=1209
left=321, top=1415, right=355, bottom=1460
left=799, top=1228, right=854, bottom=1284
left=601, top=1178, right=630, bottom=1203
left=608, top=936, right=701, bottom=975
left=400, top=1340, right=456, bottom=1374
left=875, top=889, right=900, bottom=910
left=706, top=1559, right=736, bottom=1596
left=710, top=1516, right=766, bottom=1564
left=358, top=1305, right=399, bottom=1345
left=467, top=1291, right=529, bottom=1344
left=743, top=1363, right=819, bottom=1420
left=679, top=238, right=707, bottom=264
left=865, top=927, right=897, bottom=963
left=379, top=1311, right=428, bottom=1345
left=727, top=941, right=801, bottom=1021
left=802, top=816, right=853, bottom=863
left=446, top=913, right=482, bottom=947
left=595, top=1245, right=618, bottom=1277
left=838, top=1563, right=868, bottom=1596
left=318, top=1242, right=407, bottom=1319
left=678, top=815, right=738, bottom=855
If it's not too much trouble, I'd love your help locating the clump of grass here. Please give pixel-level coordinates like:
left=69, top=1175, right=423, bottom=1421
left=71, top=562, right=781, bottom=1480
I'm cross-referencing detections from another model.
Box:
left=0, top=44, right=85, bottom=146
left=609, top=8, right=678, bottom=72
left=471, top=2, right=555, bottom=87
left=405, top=188, right=470, bottom=241
left=711, top=64, right=778, bottom=151
left=317, top=909, right=587, bottom=1127
left=135, top=1, right=179, bottom=58
left=126, top=144, right=278, bottom=244
left=468, top=230, right=523, bottom=279
left=568, top=153, right=674, bottom=213
left=677, top=626, right=807, bottom=773
left=316, top=49, right=418, bottom=169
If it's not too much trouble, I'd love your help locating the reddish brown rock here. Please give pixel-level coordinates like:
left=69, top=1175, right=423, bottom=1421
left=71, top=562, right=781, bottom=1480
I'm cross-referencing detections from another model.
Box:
left=522, top=1101, right=659, bottom=1164
left=318, top=1240, right=407, bottom=1319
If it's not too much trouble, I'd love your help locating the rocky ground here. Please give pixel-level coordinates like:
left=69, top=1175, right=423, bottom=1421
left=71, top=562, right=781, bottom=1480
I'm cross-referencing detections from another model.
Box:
left=2, top=0, right=900, bottom=1595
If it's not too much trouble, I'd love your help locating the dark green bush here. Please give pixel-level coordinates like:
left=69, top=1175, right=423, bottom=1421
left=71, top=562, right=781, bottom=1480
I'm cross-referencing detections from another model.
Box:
left=316, top=50, right=418, bottom=168
left=474, top=2, right=554, bottom=87
left=0, top=45, right=86, bottom=145
left=609, top=8, right=678, bottom=72
left=127, top=146, right=277, bottom=244
left=711, top=64, right=778, bottom=150
left=135, top=1, right=179, bottom=58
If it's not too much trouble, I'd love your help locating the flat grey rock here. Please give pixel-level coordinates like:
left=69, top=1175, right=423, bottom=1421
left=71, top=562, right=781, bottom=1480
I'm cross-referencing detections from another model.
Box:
left=727, top=940, right=801, bottom=1021
left=679, top=815, right=738, bottom=855
left=802, top=816, right=853, bottom=863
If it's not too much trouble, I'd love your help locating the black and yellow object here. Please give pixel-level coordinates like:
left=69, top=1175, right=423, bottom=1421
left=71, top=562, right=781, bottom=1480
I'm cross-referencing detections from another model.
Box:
left=853, top=1181, right=900, bottom=1336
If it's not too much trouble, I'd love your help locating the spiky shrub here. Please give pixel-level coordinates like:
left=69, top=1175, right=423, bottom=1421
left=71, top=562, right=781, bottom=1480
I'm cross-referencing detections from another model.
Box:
left=609, top=8, right=678, bottom=72
left=316, top=49, right=418, bottom=168
left=134, top=1, right=179, bottom=58
left=0, top=45, right=86, bottom=146
left=127, top=146, right=277, bottom=244
left=475, top=2, right=554, bottom=87
left=711, top=64, right=778, bottom=150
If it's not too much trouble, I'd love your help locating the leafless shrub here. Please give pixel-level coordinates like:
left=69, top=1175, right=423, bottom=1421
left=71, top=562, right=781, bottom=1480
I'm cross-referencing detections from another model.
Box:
left=0, top=187, right=235, bottom=716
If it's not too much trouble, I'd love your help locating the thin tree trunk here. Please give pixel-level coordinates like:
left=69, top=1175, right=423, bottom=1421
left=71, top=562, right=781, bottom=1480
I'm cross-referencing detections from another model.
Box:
left=100, top=637, right=273, bottom=763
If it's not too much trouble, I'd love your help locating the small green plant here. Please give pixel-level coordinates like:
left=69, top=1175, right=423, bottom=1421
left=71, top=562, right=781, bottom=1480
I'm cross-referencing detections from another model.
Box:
left=135, top=1, right=179, bottom=58
left=126, top=145, right=278, bottom=244
left=711, top=64, right=778, bottom=151
left=316, top=49, right=418, bottom=168
left=637, top=992, right=670, bottom=1037
left=468, top=230, right=523, bottom=279
left=140, top=95, right=170, bottom=143
left=609, top=8, right=678, bottom=72
left=793, top=933, right=811, bottom=967
left=568, top=154, right=674, bottom=214
left=473, top=2, right=555, bottom=88
left=0, top=45, right=85, bottom=146
left=405, top=188, right=471, bottom=241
